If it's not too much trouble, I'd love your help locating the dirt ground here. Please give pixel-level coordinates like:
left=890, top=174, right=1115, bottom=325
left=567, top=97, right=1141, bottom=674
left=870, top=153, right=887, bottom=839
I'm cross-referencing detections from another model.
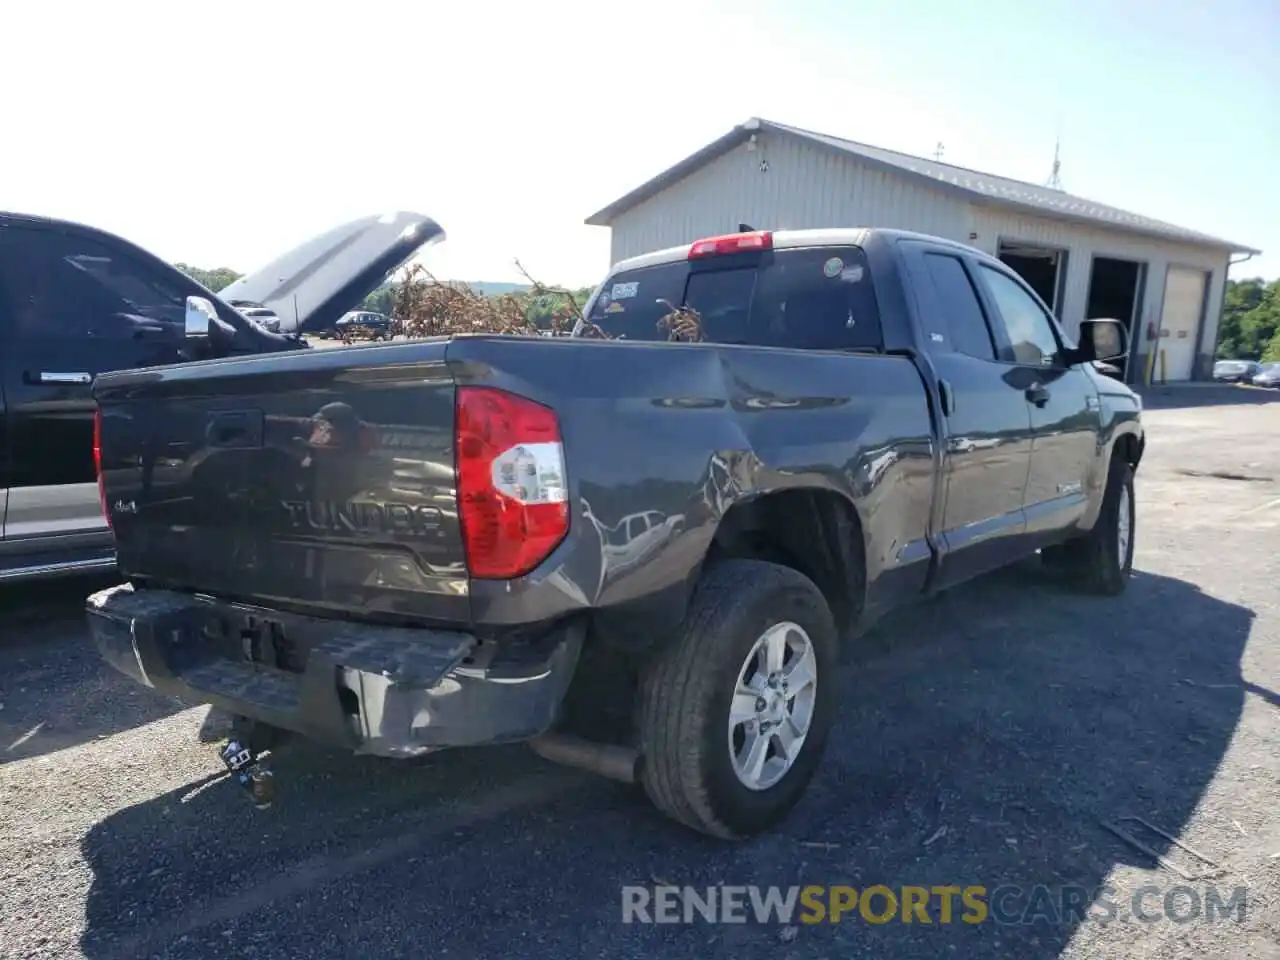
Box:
left=0, top=385, right=1276, bottom=960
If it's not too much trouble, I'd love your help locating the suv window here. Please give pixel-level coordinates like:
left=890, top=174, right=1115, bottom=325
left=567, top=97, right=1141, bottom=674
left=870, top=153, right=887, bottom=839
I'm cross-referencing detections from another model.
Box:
left=578, top=245, right=882, bottom=351
left=921, top=253, right=996, bottom=360
left=977, top=265, right=1061, bottom=365
left=0, top=227, right=186, bottom=339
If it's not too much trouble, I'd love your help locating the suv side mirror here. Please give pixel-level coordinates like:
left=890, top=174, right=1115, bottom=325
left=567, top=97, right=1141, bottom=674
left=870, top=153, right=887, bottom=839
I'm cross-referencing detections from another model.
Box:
left=1074, top=318, right=1128, bottom=365
left=185, top=296, right=218, bottom=338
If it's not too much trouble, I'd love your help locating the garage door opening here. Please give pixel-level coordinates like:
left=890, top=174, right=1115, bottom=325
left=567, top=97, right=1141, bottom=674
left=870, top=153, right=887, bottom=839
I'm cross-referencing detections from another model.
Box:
left=998, top=241, right=1067, bottom=315
left=1085, top=256, right=1145, bottom=380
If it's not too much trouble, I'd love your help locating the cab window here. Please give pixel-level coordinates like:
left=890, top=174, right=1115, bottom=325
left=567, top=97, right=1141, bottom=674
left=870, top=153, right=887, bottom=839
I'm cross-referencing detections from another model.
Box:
left=977, top=265, right=1063, bottom=365
left=578, top=245, right=882, bottom=351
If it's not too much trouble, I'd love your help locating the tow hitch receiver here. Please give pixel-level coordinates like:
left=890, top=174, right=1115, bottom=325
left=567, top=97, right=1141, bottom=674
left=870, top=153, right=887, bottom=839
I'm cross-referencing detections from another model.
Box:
left=219, top=738, right=276, bottom=809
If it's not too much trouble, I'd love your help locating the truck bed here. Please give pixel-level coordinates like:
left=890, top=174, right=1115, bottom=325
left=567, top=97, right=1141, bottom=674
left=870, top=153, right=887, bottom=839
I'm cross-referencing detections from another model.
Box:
left=94, top=334, right=937, bottom=635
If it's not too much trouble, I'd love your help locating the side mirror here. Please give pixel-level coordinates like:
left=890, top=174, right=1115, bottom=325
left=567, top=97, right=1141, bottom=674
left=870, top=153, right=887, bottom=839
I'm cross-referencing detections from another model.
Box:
left=1075, top=318, right=1128, bottom=364
left=185, top=296, right=218, bottom=338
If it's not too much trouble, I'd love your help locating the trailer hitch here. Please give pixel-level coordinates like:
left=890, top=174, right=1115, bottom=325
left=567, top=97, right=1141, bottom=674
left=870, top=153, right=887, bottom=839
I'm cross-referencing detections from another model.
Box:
left=219, top=738, right=276, bottom=809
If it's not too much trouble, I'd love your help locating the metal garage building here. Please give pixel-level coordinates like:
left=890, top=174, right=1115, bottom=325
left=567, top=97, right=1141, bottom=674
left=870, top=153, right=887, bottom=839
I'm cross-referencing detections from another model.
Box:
left=585, top=118, right=1261, bottom=383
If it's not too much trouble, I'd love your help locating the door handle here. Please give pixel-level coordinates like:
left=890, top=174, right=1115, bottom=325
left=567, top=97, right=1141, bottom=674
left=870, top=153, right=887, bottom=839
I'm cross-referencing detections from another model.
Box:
left=1025, top=383, right=1050, bottom=408
left=938, top=378, right=955, bottom=416
left=26, top=371, right=92, bottom=385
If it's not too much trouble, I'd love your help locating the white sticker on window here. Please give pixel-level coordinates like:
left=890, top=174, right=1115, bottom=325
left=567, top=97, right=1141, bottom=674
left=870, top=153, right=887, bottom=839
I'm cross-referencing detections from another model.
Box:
left=840, top=265, right=864, bottom=283
left=611, top=281, right=639, bottom=300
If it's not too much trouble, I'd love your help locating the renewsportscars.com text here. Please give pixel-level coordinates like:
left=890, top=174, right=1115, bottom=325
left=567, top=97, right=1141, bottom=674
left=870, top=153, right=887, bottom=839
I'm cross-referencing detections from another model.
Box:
left=621, top=884, right=1248, bottom=926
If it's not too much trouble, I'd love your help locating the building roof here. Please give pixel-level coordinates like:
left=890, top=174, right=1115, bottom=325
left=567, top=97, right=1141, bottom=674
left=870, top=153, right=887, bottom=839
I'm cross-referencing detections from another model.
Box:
left=585, top=118, right=1260, bottom=255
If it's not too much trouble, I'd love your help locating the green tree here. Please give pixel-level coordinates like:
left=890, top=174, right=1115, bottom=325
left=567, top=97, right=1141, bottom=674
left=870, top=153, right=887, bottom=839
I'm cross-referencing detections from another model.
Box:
left=360, top=284, right=396, bottom=314
left=174, top=263, right=242, bottom=293
left=524, top=287, right=593, bottom=329
left=1263, top=329, right=1280, bottom=363
left=1216, top=277, right=1279, bottom=360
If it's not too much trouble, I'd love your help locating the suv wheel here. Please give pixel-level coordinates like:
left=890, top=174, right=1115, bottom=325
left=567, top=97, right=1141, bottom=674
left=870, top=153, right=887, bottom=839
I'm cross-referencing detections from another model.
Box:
left=1043, top=457, right=1135, bottom=595
left=636, top=559, right=837, bottom=838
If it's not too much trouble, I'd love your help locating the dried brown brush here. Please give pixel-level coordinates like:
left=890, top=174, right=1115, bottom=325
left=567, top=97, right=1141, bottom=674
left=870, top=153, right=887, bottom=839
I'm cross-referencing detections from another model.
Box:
left=655, top=299, right=705, bottom=342
left=391, top=264, right=537, bottom=339
left=388, top=261, right=704, bottom=344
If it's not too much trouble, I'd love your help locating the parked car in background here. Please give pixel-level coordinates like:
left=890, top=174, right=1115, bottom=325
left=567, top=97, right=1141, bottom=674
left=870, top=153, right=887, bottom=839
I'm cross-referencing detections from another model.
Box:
left=0, top=211, right=302, bottom=582
left=1213, top=359, right=1262, bottom=383
left=88, top=223, right=1143, bottom=838
left=335, top=310, right=394, bottom=342
left=232, top=304, right=286, bottom=334
left=1251, top=362, right=1280, bottom=388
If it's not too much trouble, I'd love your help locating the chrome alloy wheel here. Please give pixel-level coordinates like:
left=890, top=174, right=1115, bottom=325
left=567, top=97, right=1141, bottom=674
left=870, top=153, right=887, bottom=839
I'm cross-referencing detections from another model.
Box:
left=727, top=621, right=818, bottom=791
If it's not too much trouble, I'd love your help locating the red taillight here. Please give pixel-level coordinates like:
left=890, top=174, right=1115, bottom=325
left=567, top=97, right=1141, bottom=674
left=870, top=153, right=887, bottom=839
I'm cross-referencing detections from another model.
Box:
left=93, top=407, right=111, bottom=529
left=688, top=230, right=772, bottom=259
left=455, top=386, right=568, bottom=580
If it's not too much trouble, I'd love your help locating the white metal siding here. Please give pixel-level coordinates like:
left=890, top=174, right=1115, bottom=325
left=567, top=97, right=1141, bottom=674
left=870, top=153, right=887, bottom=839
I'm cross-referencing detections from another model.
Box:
left=965, top=205, right=1228, bottom=380
left=605, top=132, right=970, bottom=263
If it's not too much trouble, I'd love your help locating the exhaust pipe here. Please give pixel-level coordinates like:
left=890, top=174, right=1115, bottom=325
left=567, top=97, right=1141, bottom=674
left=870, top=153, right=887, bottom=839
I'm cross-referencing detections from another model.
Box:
left=528, top=733, right=639, bottom=784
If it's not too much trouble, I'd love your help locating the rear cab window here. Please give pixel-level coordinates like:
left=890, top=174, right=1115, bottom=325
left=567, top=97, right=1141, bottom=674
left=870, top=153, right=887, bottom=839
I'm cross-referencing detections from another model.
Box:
left=577, top=245, right=882, bottom=351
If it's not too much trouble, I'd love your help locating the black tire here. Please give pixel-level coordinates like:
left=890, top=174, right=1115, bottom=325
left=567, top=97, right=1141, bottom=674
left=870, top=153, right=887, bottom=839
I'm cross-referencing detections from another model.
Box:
left=636, top=559, right=839, bottom=839
left=1042, top=458, right=1135, bottom=596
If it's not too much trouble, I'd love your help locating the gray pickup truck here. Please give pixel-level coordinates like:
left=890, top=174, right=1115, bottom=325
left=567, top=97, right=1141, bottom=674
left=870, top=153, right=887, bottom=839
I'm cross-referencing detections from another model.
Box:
left=86, top=214, right=1143, bottom=839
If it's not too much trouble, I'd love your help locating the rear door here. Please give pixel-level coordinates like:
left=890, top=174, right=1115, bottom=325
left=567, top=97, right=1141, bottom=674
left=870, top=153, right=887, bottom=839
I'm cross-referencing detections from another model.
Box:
left=0, top=223, right=189, bottom=541
left=901, top=242, right=1034, bottom=586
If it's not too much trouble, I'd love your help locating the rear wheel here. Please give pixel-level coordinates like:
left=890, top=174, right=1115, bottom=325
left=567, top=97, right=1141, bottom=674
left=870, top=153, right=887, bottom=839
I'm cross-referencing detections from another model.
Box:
left=1042, top=458, right=1135, bottom=595
left=636, top=559, right=838, bottom=839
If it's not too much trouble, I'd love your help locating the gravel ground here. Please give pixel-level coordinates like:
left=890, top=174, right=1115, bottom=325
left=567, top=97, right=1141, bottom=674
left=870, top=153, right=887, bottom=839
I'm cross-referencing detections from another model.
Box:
left=1, top=385, right=1277, bottom=960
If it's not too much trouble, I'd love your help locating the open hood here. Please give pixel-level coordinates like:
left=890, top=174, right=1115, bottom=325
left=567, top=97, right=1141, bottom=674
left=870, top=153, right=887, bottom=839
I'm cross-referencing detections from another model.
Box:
left=216, top=211, right=444, bottom=333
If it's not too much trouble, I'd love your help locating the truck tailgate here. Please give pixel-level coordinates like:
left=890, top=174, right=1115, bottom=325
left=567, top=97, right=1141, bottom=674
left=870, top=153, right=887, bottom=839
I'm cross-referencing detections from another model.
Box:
left=93, top=342, right=469, bottom=624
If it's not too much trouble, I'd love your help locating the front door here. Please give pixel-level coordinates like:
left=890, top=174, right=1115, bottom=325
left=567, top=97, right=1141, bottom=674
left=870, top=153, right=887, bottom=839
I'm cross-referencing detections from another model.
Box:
left=0, top=223, right=189, bottom=542
left=902, top=243, right=1034, bottom=588
left=970, top=261, right=1101, bottom=543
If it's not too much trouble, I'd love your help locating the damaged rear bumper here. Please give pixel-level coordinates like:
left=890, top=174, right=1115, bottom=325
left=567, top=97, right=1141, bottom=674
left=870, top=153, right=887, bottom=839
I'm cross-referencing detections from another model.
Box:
left=86, top=583, right=582, bottom=758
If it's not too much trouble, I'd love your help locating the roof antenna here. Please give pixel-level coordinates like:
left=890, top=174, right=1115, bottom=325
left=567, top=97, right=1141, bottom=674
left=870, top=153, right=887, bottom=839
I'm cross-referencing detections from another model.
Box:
left=738, top=223, right=755, bottom=232
left=1045, top=119, right=1064, bottom=191
left=933, top=141, right=945, bottom=162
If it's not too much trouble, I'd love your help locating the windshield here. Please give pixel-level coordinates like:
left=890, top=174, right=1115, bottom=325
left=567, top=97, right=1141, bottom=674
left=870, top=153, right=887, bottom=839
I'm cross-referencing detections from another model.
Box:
left=577, top=246, right=883, bottom=351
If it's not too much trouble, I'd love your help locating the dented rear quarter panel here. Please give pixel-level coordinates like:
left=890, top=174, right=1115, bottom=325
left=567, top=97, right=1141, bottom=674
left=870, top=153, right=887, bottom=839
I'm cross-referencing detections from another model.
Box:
left=445, top=335, right=937, bottom=641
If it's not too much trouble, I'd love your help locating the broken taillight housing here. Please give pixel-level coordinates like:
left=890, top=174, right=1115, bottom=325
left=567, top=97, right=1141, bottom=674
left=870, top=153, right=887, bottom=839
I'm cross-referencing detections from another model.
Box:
left=455, top=386, right=568, bottom=579
left=93, top=407, right=110, bottom=529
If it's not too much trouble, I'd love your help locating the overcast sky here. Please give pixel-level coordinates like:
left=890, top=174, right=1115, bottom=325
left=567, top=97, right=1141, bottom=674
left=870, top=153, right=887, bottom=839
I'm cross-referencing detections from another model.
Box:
left=2, top=0, right=1275, bottom=286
